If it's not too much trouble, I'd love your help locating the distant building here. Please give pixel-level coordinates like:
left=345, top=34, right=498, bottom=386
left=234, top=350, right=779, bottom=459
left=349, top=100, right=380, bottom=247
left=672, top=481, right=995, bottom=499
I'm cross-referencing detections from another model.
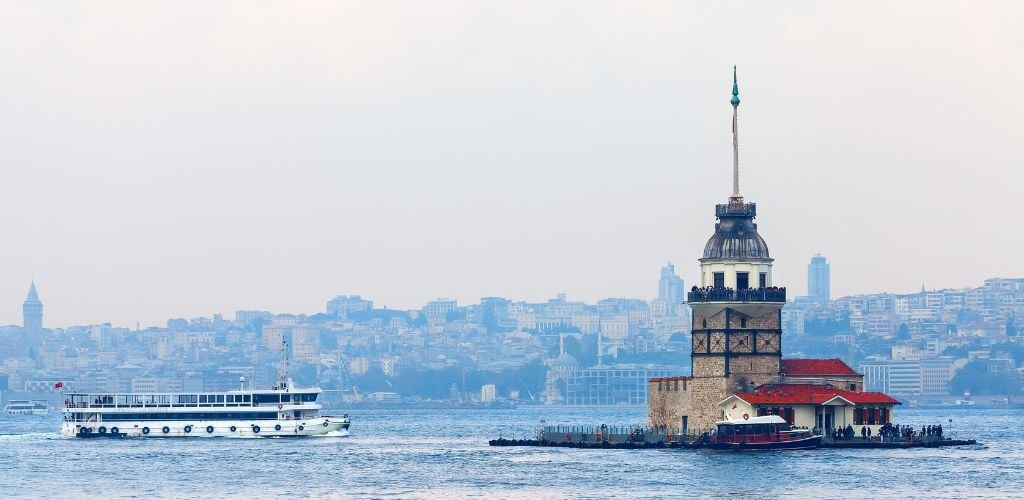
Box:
left=480, top=384, right=496, bottom=403
left=326, top=295, right=373, bottom=318
left=23, top=282, right=43, bottom=334
left=235, top=310, right=272, bottom=325
left=808, top=254, right=830, bottom=303
left=658, top=263, right=685, bottom=306
left=479, top=297, right=511, bottom=332
left=423, top=298, right=458, bottom=319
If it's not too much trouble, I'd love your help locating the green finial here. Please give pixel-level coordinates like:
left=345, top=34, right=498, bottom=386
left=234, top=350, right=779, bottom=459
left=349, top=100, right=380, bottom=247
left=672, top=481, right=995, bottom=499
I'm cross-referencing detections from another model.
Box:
left=731, top=65, right=740, bottom=107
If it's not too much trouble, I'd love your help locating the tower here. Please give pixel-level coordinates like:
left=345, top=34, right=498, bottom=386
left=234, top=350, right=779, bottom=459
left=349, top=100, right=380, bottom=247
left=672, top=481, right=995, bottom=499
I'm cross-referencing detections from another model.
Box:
left=808, top=253, right=831, bottom=303
left=686, top=67, right=786, bottom=430
left=23, top=281, right=43, bottom=334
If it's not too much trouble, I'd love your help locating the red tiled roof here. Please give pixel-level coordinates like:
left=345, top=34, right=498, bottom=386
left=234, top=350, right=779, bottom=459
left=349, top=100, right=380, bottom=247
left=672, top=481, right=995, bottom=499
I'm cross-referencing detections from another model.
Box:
left=649, top=376, right=691, bottom=383
left=732, top=384, right=900, bottom=406
left=781, top=358, right=859, bottom=376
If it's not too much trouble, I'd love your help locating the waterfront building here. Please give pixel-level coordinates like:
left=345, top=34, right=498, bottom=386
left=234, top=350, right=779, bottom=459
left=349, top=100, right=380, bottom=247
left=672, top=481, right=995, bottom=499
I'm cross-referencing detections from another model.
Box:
left=480, top=384, right=496, bottom=403
left=808, top=254, right=831, bottom=303
left=647, top=68, right=899, bottom=434
left=565, top=365, right=683, bottom=406
left=23, top=282, right=43, bottom=334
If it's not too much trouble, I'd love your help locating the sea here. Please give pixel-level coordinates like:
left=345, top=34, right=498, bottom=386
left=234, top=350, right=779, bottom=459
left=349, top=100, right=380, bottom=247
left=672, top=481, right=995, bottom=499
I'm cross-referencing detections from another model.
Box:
left=1, top=407, right=1021, bottom=499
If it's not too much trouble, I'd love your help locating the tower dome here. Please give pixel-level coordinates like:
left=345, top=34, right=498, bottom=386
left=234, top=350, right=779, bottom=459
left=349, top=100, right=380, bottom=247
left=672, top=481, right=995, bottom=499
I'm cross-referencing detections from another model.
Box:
left=701, top=203, right=771, bottom=261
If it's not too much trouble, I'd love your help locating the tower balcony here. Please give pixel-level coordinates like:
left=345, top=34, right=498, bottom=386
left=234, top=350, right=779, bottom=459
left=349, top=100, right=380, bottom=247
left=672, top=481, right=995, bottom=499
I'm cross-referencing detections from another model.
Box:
left=687, top=287, right=786, bottom=304
left=715, top=202, right=756, bottom=218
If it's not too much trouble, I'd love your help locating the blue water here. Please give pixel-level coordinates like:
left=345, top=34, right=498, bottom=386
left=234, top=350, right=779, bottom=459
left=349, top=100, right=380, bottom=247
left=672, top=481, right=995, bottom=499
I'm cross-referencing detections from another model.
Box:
left=0, top=408, right=1020, bottom=498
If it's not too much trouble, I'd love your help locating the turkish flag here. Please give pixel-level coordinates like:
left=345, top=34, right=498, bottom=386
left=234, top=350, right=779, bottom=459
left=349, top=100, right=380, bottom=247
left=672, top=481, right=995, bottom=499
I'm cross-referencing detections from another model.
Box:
left=54, top=382, right=63, bottom=389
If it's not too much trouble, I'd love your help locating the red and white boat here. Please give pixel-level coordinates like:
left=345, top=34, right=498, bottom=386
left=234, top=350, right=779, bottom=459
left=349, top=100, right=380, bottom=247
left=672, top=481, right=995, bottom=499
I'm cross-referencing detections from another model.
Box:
left=708, top=415, right=821, bottom=450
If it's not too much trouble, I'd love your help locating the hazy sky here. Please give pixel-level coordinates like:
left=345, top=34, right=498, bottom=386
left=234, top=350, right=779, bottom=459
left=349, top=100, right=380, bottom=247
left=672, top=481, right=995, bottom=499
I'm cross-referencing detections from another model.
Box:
left=1, top=1, right=1022, bottom=327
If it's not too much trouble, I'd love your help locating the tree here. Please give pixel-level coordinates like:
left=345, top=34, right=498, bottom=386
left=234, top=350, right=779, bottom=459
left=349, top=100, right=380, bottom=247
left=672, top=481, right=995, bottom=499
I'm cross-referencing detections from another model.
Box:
left=896, top=323, right=911, bottom=341
left=949, top=359, right=1014, bottom=395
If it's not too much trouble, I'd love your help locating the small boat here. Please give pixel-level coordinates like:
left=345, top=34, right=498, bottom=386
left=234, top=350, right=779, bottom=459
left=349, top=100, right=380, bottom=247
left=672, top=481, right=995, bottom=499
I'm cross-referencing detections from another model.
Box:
left=5, top=400, right=50, bottom=415
left=708, top=415, right=821, bottom=450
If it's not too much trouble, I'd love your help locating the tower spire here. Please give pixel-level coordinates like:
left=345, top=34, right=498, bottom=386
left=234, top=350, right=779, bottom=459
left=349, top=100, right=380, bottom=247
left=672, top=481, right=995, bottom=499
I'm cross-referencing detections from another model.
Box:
left=730, top=65, right=742, bottom=202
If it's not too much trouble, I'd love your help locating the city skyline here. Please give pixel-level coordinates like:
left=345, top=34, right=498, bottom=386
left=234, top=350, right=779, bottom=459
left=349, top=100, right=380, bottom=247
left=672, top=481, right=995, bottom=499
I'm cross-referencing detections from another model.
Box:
left=2, top=2, right=1023, bottom=326
left=7, top=269, right=1020, bottom=330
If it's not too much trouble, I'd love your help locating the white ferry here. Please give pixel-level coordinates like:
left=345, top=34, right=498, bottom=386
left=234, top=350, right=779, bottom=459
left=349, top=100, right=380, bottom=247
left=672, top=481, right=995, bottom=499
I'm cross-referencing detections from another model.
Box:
left=5, top=400, right=50, bottom=415
left=60, top=378, right=350, bottom=438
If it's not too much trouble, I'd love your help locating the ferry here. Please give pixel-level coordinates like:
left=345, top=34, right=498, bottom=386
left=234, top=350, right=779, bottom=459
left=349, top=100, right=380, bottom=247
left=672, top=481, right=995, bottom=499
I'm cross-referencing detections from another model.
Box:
left=5, top=400, right=50, bottom=415
left=60, top=378, right=350, bottom=438
left=708, top=415, right=821, bottom=450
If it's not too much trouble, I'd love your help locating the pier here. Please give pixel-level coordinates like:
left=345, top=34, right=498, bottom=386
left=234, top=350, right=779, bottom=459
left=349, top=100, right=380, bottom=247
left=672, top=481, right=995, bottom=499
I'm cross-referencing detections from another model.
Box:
left=489, top=424, right=977, bottom=450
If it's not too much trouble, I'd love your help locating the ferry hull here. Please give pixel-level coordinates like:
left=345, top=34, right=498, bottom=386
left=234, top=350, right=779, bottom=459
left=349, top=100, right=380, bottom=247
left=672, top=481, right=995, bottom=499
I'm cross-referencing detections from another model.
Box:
left=711, top=435, right=822, bottom=451
left=62, top=417, right=350, bottom=438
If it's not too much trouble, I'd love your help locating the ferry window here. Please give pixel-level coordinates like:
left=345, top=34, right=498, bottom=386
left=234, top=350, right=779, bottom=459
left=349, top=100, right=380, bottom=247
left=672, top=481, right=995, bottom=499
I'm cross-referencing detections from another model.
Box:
left=216, top=395, right=224, bottom=403
left=243, top=395, right=251, bottom=403
left=199, top=395, right=207, bottom=403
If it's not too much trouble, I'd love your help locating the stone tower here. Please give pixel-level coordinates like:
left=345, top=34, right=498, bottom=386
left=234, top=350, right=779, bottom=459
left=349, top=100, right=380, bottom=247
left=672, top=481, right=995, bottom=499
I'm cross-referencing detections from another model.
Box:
left=23, top=281, right=43, bottom=334
left=685, top=67, right=786, bottom=431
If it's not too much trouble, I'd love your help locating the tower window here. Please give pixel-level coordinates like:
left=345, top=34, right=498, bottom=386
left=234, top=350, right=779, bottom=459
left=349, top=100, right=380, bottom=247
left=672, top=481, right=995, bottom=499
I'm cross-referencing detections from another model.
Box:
left=759, top=273, right=767, bottom=288
left=736, top=272, right=749, bottom=290
left=713, top=272, right=725, bottom=288
left=702, top=319, right=707, bottom=328
left=740, top=318, right=747, bottom=328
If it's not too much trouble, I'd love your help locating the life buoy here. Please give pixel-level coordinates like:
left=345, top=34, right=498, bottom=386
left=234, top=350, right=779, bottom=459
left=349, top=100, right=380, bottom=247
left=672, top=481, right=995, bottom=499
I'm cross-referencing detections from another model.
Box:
left=98, top=426, right=107, bottom=434
left=81, top=427, right=92, bottom=434
left=323, top=421, right=329, bottom=428
left=184, top=425, right=192, bottom=434
left=743, top=413, right=750, bottom=420
left=298, top=425, right=305, bottom=431
left=110, top=427, right=119, bottom=434
left=229, top=426, right=237, bottom=432
left=252, top=425, right=261, bottom=434
left=274, top=424, right=282, bottom=431
left=206, top=426, right=214, bottom=434
left=162, top=426, right=170, bottom=434
left=142, top=427, right=150, bottom=435
left=277, top=403, right=283, bottom=410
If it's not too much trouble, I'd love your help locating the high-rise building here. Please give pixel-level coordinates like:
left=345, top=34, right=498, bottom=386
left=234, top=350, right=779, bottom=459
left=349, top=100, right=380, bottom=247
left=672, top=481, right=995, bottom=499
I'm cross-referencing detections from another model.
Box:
left=658, top=262, right=685, bottom=305
left=23, top=281, right=43, bottom=334
left=808, top=253, right=831, bottom=303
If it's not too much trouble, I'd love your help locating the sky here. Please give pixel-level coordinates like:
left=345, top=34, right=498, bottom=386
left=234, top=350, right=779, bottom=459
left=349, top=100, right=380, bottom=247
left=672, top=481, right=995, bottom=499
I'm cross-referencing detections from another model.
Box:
left=1, top=1, right=1022, bottom=327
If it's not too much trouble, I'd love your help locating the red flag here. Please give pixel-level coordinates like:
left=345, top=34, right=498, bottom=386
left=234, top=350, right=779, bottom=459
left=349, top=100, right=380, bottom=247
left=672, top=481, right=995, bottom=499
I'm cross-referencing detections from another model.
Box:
left=54, top=382, right=63, bottom=389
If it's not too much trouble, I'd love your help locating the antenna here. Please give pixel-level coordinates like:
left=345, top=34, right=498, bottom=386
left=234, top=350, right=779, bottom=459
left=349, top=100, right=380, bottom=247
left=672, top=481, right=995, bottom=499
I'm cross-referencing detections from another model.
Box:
left=730, top=65, right=743, bottom=203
